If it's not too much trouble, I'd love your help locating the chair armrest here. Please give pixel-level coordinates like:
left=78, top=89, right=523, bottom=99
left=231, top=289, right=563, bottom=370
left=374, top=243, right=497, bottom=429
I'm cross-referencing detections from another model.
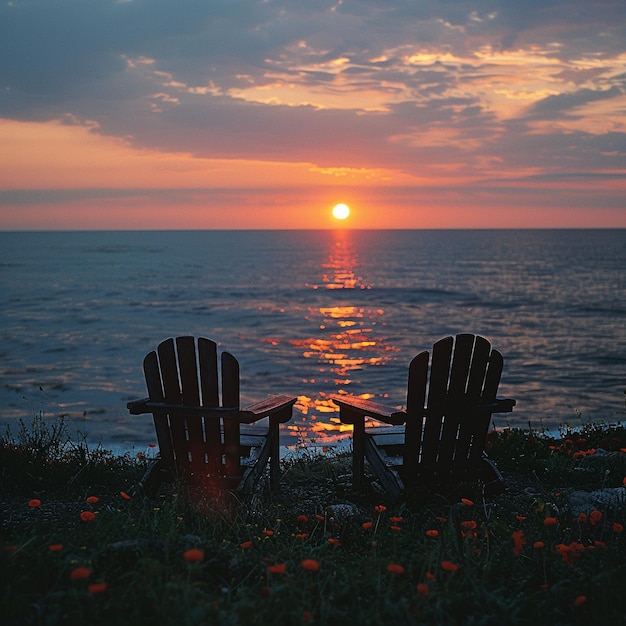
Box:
left=240, top=395, right=296, bottom=424
left=127, top=398, right=241, bottom=418
left=128, top=395, right=296, bottom=424
left=331, top=395, right=406, bottom=426
left=331, top=395, right=515, bottom=423
left=478, top=398, right=516, bottom=413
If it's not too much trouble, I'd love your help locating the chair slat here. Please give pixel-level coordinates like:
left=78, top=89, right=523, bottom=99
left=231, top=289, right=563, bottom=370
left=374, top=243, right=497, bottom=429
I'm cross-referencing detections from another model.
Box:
left=176, top=336, right=200, bottom=405
left=221, top=352, right=241, bottom=476
left=157, top=339, right=188, bottom=473
left=196, top=337, right=221, bottom=474
left=483, top=350, right=503, bottom=402
left=143, top=351, right=164, bottom=402
left=448, top=333, right=474, bottom=401
left=404, top=351, right=428, bottom=475
left=143, top=351, right=174, bottom=463
left=427, top=336, right=453, bottom=409
left=221, top=351, right=239, bottom=407
left=466, top=336, right=491, bottom=404
left=158, top=338, right=181, bottom=404
left=198, top=337, right=219, bottom=406
left=422, top=337, right=453, bottom=464
left=175, top=337, right=208, bottom=479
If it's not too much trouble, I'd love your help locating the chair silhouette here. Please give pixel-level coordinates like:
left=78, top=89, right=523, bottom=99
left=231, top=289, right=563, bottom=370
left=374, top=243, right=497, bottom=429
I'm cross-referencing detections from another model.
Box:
left=333, top=334, right=515, bottom=501
left=128, top=336, right=296, bottom=498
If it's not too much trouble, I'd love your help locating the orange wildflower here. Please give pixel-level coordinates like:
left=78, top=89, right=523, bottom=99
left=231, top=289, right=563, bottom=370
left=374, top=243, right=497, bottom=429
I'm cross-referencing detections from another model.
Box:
left=267, top=563, right=287, bottom=575
left=390, top=525, right=401, bottom=532
left=262, top=529, right=274, bottom=536
left=417, top=583, right=429, bottom=597
left=374, top=505, right=387, bottom=513
left=441, top=560, right=459, bottom=572
left=87, top=582, right=108, bottom=594
left=612, top=522, right=624, bottom=533
left=425, top=529, right=439, bottom=538
left=512, top=530, right=525, bottom=556
left=48, top=544, right=63, bottom=552
left=301, top=559, right=320, bottom=572
left=28, top=499, right=41, bottom=508
left=239, top=541, right=252, bottom=549
left=589, top=510, right=603, bottom=525
left=533, top=541, right=545, bottom=550
left=556, top=542, right=583, bottom=566
left=80, top=511, right=96, bottom=522
left=543, top=517, right=558, bottom=527
left=327, top=538, right=341, bottom=547
left=623, top=476, right=626, bottom=487
left=119, top=491, right=131, bottom=500
left=461, top=498, right=474, bottom=506
left=386, top=563, right=405, bottom=574
left=574, top=595, right=587, bottom=607
left=389, top=516, right=403, bottom=523
left=148, top=443, right=156, bottom=448
left=297, top=515, right=309, bottom=524
left=86, top=496, right=99, bottom=504
left=70, top=567, right=92, bottom=581
left=436, top=516, right=447, bottom=523
left=425, top=571, right=437, bottom=581
left=461, top=520, right=477, bottom=530
left=315, top=514, right=324, bottom=521
left=515, top=515, right=527, bottom=522
left=182, top=548, right=204, bottom=562
left=362, top=521, right=374, bottom=530
left=295, top=533, right=308, bottom=540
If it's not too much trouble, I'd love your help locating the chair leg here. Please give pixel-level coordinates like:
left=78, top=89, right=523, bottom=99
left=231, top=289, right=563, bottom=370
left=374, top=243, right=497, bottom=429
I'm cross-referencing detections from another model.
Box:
left=138, top=458, right=172, bottom=497
left=351, top=413, right=365, bottom=490
left=269, top=415, right=281, bottom=490
left=480, top=456, right=506, bottom=496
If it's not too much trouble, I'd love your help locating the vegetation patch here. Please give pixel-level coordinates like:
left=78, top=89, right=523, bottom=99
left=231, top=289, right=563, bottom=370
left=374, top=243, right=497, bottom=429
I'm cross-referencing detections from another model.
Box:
left=2, top=414, right=626, bottom=625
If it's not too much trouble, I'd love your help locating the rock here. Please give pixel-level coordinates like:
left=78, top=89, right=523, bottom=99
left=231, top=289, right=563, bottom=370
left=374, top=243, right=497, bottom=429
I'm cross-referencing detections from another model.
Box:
left=326, top=503, right=361, bottom=522
left=568, top=487, right=626, bottom=516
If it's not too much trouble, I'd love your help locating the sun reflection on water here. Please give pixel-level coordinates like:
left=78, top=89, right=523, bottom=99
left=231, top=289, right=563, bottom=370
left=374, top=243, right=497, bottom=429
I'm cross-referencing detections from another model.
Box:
left=284, top=234, right=399, bottom=449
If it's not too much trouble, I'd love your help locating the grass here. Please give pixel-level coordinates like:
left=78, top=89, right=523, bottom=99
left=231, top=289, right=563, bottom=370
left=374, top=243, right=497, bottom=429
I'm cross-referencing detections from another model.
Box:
left=2, top=415, right=626, bottom=625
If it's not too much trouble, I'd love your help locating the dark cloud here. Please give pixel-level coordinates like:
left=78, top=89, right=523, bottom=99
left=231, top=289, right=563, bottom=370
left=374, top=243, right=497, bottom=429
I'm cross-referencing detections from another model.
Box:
left=525, top=86, right=623, bottom=120
left=1, top=0, right=625, bottom=189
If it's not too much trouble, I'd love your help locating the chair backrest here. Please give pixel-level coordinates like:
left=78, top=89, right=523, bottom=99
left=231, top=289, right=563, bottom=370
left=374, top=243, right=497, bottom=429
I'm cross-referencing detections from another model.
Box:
left=402, top=334, right=504, bottom=477
left=142, top=336, right=243, bottom=483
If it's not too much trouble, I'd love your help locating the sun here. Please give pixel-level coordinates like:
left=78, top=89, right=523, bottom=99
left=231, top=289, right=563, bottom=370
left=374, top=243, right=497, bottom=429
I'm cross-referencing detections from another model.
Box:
left=332, top=203, right=351, bottom=220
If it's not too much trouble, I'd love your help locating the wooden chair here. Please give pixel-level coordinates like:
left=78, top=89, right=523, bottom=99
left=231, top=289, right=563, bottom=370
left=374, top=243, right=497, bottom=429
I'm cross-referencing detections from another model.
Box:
left=333, top=334, right=515, bottom=501
left=128, top=336, right=296, bottom=498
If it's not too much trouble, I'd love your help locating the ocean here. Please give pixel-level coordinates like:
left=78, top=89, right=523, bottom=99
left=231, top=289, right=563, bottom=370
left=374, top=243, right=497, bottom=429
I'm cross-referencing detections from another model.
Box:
left=1, top=229, right=624, bottom=452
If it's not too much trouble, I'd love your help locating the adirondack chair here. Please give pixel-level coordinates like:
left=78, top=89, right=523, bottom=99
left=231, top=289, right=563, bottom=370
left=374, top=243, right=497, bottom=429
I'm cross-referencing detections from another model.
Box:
left=127, top=337, right=296, bottom=498
left=333, top=334, right=515, bottom=501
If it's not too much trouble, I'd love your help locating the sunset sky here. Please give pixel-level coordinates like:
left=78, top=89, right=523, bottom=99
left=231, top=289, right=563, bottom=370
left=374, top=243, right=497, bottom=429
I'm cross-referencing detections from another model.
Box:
left=1, top=0, right=625, bottom=229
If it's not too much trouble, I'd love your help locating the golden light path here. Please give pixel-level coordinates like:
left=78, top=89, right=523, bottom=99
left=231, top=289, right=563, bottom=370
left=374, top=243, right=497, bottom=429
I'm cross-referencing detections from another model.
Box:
left=275, top=233, right=401, bottom=452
